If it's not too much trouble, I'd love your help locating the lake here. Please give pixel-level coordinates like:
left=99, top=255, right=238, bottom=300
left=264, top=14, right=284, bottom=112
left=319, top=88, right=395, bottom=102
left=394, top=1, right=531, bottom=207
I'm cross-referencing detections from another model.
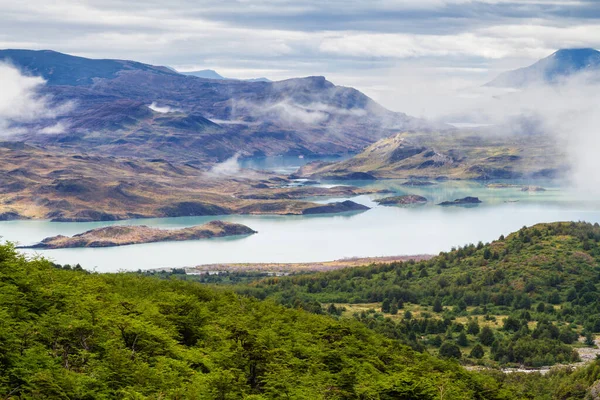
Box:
left=2, top=157, right=599, bottom=272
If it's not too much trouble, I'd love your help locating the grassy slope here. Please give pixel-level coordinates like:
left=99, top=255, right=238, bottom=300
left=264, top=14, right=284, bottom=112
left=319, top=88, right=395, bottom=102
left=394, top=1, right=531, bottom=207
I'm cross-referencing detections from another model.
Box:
left=229, top=222, right=600, bottom=367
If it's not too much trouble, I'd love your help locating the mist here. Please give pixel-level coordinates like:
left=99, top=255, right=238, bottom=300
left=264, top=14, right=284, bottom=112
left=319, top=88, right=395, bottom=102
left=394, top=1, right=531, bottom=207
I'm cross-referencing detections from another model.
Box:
left=207, top=152, right=242, bottom=177
left=148, top=102, right=180, bottom=114
left=377, top=67, right=600, bottom=196
left=0, top=63, right=70, bottom=135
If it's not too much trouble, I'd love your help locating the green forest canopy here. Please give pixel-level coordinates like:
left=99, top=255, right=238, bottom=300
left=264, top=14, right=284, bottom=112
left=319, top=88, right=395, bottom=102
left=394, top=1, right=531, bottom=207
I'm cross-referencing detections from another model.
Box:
left=3, top=223, right=600, bottom=398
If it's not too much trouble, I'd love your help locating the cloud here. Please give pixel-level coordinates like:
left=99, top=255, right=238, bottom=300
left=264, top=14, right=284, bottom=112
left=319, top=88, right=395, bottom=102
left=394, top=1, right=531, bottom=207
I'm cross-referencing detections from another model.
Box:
left=0, top=63, right=62, bottom=134
left=207, top=152, right=242, bottom=176
left=148, top=102, right=180, bottom=113
left=39, top=122, right=67, bottom=134
left=0, top=0, right=598, bottom=96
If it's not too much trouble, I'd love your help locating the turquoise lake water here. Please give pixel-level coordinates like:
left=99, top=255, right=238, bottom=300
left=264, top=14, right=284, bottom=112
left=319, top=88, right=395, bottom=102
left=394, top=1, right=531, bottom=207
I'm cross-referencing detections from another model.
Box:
left=1, top=157, right=598, bottom=272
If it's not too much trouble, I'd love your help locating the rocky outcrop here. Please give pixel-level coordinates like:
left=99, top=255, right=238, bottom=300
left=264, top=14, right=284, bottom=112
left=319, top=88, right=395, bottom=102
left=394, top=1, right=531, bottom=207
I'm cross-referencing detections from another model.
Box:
left=375, top=195, right=427, bottom=206
left=401, top=180, right=436, bottom=187
left=159, top=202, right=231, bottom=217
left=50, top=210, right=122, bottom=222
left=20, top=221, right=256, bottom=249
left=302, top=200, right=370, bottom=215
left=320, top=172, right=377, bottom=181
left=438, top=197, right=482, bottom=206
left=0, top=211, right=28, bottom=221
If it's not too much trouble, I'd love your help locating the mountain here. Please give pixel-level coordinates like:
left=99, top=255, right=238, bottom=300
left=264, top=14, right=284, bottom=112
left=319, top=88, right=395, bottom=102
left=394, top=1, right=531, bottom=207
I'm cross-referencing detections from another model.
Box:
left=181, top=69, right=272, bottom=82
left=296, top=131, right=565, bottom=180
left=486, top=48, right=600, bottom=88
left=2, top=49, right=425, bottom=162
left=0, top=49, right=176, bottom=86
left=181, top=69, right=226, bottom=79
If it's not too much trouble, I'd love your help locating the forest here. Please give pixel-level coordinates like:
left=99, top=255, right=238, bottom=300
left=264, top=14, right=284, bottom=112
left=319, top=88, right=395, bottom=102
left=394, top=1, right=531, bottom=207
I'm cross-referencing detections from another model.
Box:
left=149, top=222, right=600, bottom=369
left=4, top=223, right=600, bottom=398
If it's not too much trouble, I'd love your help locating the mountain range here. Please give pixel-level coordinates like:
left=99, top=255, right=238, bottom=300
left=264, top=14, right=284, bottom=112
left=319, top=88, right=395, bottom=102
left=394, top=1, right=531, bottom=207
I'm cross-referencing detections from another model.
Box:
left=486, top=48, right=600, bottom=88
left=181, top=68, right=271, bottom=82
left=0, top=49, right=430, bottom=163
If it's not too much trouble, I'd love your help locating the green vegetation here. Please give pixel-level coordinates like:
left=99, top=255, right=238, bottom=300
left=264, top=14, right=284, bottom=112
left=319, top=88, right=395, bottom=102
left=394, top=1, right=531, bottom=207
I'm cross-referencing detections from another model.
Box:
left=7, top=222, right=600, bottom=398
left=0, top=243, right=514, bottom=399
left=233, top=222, right=600, bottom=367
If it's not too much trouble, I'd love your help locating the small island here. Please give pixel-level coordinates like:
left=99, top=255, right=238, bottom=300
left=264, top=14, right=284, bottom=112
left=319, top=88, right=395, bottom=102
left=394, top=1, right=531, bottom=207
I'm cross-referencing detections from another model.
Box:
left=375, top=195, right=427, bottom=206
left=401, top=180, right=436, bottom=187
left=302, top=200, right=370, bottom=215
left=438, top=197, right=482, bottom=206
left=21, top=220, right=256, bottom=249
left=521, top=186, right=546, bottom=192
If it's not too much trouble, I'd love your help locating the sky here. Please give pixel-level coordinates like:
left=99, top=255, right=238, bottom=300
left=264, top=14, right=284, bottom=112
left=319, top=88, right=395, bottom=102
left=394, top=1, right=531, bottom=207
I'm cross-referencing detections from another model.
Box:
left=1, top=0, right=599, bottom=115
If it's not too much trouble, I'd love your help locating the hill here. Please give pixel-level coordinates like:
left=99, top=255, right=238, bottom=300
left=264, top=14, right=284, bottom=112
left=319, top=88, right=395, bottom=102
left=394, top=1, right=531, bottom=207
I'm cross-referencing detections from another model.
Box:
left=486, top=48, right=600, bottom=88
left=1, top=49, right=430, bottom=162
left=0, top=242, right=514, bottom=398
left=296, top=131, right=565, bottom=180
left=221, top=222, right=600, bottom=368
left=4, top=233, right=600, bottom=398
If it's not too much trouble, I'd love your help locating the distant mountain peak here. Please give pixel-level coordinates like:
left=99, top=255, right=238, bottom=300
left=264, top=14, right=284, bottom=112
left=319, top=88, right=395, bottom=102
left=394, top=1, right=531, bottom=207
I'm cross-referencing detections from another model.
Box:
left=180, top=68, right=272, bottom=82
left=486, top=48, right=600, bottom=88
left=180, top=69, right=225, bottom=80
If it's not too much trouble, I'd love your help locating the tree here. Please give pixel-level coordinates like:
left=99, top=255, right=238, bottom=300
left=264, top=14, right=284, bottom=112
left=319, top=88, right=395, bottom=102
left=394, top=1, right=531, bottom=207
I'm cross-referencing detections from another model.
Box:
left=479, top=326, right=495, bottom=346
left=467, top=319, right=480, bottom=335
left=547, top=291, right=561, bottom=305
left=585, top=332, right=596, bottom=347
left=439, top=341, right=462, bottom=359
left=469, top=344, right=485, bottom=359
left=381, top=298, right=391, bottom=313
left=390, top=300, right=399, bottom=315
left=503, top=316, right=521, bottom=332
left=483, top=248, right=492, bottom=260
left=457, top=332, right=468, bottom=347
left=433, top=298, right=443, bottom=313
left=536, top=302, right=546, bottom=313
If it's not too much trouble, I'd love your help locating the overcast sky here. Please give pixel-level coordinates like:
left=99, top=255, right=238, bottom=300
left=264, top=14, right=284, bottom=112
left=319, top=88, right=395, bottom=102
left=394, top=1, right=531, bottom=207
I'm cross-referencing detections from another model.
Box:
left=1, top=0, right=599, bottom=115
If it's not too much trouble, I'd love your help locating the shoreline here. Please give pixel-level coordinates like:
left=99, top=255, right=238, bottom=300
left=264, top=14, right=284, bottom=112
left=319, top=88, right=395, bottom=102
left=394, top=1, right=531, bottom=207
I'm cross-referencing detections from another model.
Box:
left=151, top=254, right=435, bottom=274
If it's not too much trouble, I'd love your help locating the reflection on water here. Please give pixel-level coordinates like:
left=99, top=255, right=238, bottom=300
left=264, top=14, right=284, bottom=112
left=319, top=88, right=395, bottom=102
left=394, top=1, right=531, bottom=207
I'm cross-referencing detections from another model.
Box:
left=1, top=157, right=599, bottom=272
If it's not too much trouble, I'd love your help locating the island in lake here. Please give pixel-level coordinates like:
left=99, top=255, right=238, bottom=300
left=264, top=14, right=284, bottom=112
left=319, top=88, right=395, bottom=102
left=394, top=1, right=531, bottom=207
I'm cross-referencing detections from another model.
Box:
left=375, top=195, right=428, bottom=206
left=438, top=197, right=482, bottom=206
left=21, top=221, right=256, bottom=249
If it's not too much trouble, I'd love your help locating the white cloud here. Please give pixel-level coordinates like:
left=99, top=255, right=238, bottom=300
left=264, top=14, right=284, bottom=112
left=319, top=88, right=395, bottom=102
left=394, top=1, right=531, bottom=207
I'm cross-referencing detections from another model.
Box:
left=148, top=102, right=180, bottom=113
left=0, top=63, right=71, bottom=135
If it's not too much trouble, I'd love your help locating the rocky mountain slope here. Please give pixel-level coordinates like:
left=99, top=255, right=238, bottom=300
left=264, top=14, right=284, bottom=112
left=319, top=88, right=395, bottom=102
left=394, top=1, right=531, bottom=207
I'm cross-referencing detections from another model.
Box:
left=297, top=131, right=566, bottom=180
left=0, top=142, right=379, bottom=221
left=486, top=48, right=600, bottom=88
left=1, top=49, right=433, bottom=162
